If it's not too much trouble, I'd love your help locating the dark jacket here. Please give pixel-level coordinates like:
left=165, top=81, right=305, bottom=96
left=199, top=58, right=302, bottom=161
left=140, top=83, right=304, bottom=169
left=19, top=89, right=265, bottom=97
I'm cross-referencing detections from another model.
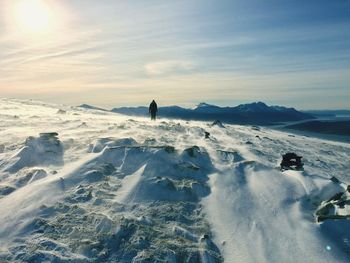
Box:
left=149, top=100, right=158, bottom=115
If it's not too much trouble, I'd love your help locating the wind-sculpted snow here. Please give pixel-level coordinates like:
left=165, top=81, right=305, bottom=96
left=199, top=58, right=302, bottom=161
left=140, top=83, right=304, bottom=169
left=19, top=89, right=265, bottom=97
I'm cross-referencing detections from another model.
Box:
left=5, top=132, right=63, bottom=173
left=0, top=98, right=349, bottom=262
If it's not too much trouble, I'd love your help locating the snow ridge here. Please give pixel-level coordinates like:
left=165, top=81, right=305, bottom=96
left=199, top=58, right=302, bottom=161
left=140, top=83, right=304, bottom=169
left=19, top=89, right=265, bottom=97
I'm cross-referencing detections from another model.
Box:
left=0, top=98, right=349, bottom=262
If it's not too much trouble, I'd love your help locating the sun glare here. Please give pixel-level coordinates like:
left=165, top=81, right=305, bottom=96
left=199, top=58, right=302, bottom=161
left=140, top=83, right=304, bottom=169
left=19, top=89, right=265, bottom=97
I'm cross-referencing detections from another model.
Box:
left=14, top=0, right=53, bottom=33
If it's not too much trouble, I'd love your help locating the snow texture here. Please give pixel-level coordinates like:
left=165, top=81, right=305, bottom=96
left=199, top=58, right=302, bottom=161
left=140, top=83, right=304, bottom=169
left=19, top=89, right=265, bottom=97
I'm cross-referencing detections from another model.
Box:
left=0, top=98, right=349, bottom=263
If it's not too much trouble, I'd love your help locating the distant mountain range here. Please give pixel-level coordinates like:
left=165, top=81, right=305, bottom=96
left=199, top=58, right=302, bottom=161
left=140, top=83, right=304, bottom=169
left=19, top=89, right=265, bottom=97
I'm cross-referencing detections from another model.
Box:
left=78, top=104, right=108, bottom=112
left=79, top=102, right=314, bottom=125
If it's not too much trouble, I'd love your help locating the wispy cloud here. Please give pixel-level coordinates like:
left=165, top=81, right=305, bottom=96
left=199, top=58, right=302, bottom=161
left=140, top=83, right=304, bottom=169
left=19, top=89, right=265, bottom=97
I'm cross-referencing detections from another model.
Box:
left=144, top=60, right=195, bottom=76
left=0, top=0, right=349, bottom=109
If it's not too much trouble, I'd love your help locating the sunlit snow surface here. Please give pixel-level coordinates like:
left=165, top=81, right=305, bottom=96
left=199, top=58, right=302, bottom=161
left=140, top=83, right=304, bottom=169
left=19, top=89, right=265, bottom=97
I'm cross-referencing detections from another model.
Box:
left=0, top=98, right=349, bottom=262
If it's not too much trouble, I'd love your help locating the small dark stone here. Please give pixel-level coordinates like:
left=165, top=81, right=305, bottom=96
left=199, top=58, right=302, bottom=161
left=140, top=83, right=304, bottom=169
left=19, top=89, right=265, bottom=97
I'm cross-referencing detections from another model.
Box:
left=211, top=120, right=225, bottom=128
left=39, top=132, right=59, bottom=138
left=347, top=185, right=350, bottom=193
left=330, top=176, right=340, bottom=184
left=337, top=201, right=346, bottom=209
left=200, top=234, right=210, bottom=242
left=316, top=203, right=334, bottom=217
left=327, top=192, right=344, bottom=202
left=204, top=132, right=210, bottom=139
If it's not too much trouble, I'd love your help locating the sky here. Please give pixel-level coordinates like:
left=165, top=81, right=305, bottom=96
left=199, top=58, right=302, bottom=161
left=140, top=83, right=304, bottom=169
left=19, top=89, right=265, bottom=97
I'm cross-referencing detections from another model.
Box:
left=0, top=0, right=349, bottom=109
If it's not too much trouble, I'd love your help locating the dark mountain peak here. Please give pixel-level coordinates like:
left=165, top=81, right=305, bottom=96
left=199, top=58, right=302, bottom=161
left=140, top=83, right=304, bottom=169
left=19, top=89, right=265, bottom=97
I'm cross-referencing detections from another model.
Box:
left=194, top=102, right=222, bottom=113
left=78, top=104, right=107, bottom=111
left=108, top=101, right=314, bottom=124
left=79, top=103, right=94, bottom=109
left=234, top=101, right=270, bottom=112
left=196, top=102, right=216, bottom=108
left=256, top=101, right=268, bottom=107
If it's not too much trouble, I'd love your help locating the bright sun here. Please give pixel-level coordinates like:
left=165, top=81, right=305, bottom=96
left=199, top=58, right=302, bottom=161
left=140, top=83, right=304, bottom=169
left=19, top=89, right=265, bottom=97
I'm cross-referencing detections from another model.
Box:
left=14, top=0, right=53, bottom=33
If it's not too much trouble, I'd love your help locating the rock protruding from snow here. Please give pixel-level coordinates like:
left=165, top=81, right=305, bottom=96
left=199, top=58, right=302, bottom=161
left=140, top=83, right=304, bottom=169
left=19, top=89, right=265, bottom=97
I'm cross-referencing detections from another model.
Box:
left=316, top=190, right=350, bottom=222
left=6, top=133, right=64, bottom=172
left=2, top=99, right=350, bottom=263
left=280, top=152, right=303, bottom=171
left=211, top=120, right=225, bottom=128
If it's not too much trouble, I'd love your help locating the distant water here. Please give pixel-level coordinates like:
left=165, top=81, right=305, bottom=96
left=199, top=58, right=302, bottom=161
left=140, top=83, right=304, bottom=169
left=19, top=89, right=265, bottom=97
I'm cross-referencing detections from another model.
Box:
left=317, top=115, right=350, bottom=121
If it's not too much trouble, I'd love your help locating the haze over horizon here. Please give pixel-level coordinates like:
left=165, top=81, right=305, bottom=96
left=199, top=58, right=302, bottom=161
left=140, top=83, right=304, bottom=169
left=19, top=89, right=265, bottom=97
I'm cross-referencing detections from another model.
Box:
left=1, top=0, right=349, bottom=109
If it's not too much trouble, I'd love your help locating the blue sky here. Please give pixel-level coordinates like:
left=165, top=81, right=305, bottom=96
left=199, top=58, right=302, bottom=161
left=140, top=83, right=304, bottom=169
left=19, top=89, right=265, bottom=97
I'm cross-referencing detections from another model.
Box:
left=0, top=0, right=349, bottom=109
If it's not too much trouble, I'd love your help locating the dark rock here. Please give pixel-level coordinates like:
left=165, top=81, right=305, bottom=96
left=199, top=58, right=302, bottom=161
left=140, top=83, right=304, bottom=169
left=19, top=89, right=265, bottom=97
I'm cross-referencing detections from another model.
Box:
left=204, top=132, right=210, bottom=139
left=316, top=203, right=334, bottom=217
left=327, top=192, right=344, bottom=202
left=211, top=120, right=225, bottom=128
left=39, top=132, right=59, bottom=138
left=338, top=201, right=346, bottom=209
left=201, top=234, right=209, bottom=240
left=330, top=176, right=340, bottom=183
left=280, top=152, right=303, bottom=171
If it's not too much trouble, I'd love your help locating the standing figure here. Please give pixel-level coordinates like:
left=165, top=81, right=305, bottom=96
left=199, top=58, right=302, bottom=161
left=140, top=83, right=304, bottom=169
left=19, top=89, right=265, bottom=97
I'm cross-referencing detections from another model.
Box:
left=149, top=100, right=158, bottom=120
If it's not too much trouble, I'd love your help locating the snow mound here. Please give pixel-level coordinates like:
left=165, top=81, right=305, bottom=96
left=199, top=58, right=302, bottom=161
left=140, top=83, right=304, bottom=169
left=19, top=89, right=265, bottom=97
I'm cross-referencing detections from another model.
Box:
left=89, top=137, right=138, bottom=153
left=0, top=99, right=349, bottom=262
left=5, top=133, right=63, bottom=173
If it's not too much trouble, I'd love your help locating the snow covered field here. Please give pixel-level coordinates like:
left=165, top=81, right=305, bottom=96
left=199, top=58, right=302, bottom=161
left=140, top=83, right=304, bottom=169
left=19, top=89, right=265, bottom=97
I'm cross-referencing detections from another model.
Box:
left=0, top=98, right=349, bottom=263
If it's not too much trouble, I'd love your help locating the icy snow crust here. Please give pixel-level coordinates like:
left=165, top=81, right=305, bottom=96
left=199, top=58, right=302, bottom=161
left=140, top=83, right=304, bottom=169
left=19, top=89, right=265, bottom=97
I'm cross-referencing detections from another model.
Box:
left=0, top=98, right=349, bottom=262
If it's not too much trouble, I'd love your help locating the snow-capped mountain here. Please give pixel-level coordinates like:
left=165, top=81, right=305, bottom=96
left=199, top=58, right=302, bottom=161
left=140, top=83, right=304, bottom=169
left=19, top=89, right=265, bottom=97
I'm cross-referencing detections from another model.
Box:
left=78, top=104, right=108, bottom=112
left=111, top=102, right=314, bottom=124
left=0, top=99, right=349, bottom=262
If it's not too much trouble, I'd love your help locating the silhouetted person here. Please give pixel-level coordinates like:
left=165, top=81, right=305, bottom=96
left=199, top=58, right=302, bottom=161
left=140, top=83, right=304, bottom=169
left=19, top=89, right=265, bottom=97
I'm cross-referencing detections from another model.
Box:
left=149, top=100, right=158, bottom=120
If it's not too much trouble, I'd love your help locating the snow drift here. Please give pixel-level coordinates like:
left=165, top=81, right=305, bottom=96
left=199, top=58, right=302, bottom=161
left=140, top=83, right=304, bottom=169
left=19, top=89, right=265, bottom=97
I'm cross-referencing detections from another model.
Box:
left=0, top=98, right=349, bottom=262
